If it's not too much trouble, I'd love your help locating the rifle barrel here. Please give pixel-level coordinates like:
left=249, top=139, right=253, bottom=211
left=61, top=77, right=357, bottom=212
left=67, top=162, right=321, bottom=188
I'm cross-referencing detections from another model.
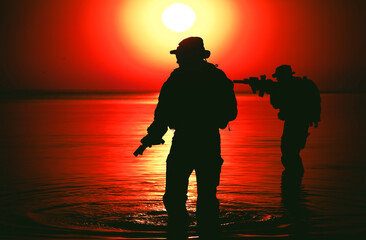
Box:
left=133, top=145, right=148, bottom=157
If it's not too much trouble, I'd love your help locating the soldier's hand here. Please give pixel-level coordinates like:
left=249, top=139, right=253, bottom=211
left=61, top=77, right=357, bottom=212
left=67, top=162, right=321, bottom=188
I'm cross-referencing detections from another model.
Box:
left=141, top=135, right=165, bottom=146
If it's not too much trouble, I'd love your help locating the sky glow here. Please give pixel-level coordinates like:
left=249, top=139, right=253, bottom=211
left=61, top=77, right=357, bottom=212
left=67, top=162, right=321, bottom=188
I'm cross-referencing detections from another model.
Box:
left=1, top=0, right=365, bottom=92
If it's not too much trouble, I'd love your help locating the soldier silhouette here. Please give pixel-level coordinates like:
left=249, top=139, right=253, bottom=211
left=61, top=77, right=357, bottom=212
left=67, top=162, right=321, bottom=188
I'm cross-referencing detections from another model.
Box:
left=270, top=65, right=321, bottom=175
left=138, top=37, right=237, bottom=239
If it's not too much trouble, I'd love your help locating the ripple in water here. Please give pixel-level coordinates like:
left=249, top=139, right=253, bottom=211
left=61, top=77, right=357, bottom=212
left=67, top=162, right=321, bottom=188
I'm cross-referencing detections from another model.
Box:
left=25, top=201, right=281, bottom=238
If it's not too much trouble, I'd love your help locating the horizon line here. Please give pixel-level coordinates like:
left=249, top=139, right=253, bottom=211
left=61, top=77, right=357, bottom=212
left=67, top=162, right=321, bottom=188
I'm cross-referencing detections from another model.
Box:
left=1, top=90, right=365, bottom=100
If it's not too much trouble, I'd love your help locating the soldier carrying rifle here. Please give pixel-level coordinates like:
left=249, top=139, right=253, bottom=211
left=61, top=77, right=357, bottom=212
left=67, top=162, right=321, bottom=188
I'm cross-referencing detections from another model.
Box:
left=235, top=65, right=321, bottom=175
left=135, top=37, right=237, bottom=239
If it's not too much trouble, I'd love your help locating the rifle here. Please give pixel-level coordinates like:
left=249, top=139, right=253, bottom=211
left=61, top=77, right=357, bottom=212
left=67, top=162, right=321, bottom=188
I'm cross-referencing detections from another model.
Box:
left=133, top=138, right=165, bottom=157
left=233, top=75, right=277, bottom=97
left=133, top=144, right=149, bottom=157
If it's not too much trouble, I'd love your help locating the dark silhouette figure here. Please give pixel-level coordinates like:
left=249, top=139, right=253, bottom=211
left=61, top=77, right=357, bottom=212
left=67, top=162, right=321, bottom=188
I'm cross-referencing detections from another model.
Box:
left=234, top=65, right=321, bottom=174
left=270, top=65, right=321, bottom=174
left=138, top=37, right=237, bottom=239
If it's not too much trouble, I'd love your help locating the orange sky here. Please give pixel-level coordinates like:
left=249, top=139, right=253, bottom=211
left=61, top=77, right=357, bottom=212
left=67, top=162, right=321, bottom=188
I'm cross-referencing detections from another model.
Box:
left=1, top=0, right=365, bottom=92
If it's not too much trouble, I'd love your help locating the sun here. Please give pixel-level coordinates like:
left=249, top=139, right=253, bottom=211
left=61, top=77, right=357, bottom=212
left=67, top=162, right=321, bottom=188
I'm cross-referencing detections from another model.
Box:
left=161, top=3, right=196, bottom=32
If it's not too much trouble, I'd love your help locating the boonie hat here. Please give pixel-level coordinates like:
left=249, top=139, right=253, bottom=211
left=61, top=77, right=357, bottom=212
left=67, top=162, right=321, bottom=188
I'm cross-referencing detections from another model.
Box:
left=272, top=65, right=295, bottom=78
left=170, top=37, right=211, bottom=59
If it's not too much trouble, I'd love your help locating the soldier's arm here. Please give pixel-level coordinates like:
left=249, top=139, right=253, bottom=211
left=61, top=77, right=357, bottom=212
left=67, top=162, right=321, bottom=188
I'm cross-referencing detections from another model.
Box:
left=144, top=82, right=170, bottom=143
left=270, top=84, right=281, bottom=109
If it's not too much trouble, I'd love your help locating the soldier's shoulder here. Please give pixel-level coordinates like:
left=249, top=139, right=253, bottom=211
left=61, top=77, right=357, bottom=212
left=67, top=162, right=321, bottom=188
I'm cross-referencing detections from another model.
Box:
left=162, top=68, right=184, bottom=90
left=205, top=62, right=228, bottom=77
left=205, top=62, right=220, bottom=70
left=170, top=67, right=182, bottom=76
left=295, top=77, right=320, bottom=96
left=294, top=76, right=316, bottom=86
left=204, top=63, right=233, bottom=89
left=166, top=68, right=183, bottom=82
left=298, top=76, right=314, bottom=83
left=302, top=77, right=318, bottom=89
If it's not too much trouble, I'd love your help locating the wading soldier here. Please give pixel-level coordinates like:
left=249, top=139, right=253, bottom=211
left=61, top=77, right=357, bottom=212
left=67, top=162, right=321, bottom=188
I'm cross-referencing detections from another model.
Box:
left=270, top=65, right=321, bottom=175
left=138, top=37, right=237, bottom=239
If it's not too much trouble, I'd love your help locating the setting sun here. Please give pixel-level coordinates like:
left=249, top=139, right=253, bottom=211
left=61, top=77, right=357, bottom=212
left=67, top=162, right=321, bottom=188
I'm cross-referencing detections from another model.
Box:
left=119, top=0, right=239, bottom=72
left=161, top=3, right=196, bottom=32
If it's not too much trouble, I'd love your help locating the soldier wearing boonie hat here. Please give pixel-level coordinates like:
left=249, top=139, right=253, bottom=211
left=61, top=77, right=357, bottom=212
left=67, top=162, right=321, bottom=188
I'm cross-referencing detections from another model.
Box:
left=170, top=36, right=211, bottom=59
left=139, top=37, right=237, bottom=239
left=270, top=65, right=321, bottom=175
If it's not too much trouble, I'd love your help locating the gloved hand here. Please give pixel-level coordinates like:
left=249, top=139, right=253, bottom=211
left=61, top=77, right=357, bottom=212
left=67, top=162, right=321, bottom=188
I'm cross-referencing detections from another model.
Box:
left=141, top=134, right=165, bottom=147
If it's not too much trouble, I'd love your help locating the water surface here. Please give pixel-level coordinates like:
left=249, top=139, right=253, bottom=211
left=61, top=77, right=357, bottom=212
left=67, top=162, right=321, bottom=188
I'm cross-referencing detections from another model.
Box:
left=0, top=93, right=365, bottom=239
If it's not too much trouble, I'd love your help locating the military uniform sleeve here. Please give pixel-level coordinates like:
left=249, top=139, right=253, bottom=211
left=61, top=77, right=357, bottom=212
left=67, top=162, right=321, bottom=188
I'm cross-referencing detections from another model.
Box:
left=270, top=85, right=281, bottom=109
left=146, top=81, right=170, bottom=140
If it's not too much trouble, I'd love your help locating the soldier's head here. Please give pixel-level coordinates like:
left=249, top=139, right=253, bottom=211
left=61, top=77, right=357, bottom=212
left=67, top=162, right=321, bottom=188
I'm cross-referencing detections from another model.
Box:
left=272, top=65, right=295, bottom=82
left=170, top=37, right=210, bottom=67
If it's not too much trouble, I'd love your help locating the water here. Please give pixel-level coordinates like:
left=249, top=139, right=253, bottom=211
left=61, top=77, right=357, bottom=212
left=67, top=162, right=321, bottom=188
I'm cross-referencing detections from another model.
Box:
left=0, top=93, right=365, bottom=239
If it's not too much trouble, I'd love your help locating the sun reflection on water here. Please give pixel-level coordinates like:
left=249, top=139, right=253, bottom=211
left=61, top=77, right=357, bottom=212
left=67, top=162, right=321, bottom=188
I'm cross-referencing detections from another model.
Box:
left=1, top=93, right=365, bottom=239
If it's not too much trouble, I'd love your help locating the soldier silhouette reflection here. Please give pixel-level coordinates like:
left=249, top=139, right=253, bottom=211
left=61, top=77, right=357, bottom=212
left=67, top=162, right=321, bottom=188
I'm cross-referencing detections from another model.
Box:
left=281, top=171, right=310, bottom=239
left=137, top=37, right=237, bottom=239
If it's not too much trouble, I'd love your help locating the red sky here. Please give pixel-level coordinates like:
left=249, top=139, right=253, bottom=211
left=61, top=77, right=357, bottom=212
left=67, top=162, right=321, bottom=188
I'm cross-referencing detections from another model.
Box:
left=1, top=0, right=365, bottom=92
